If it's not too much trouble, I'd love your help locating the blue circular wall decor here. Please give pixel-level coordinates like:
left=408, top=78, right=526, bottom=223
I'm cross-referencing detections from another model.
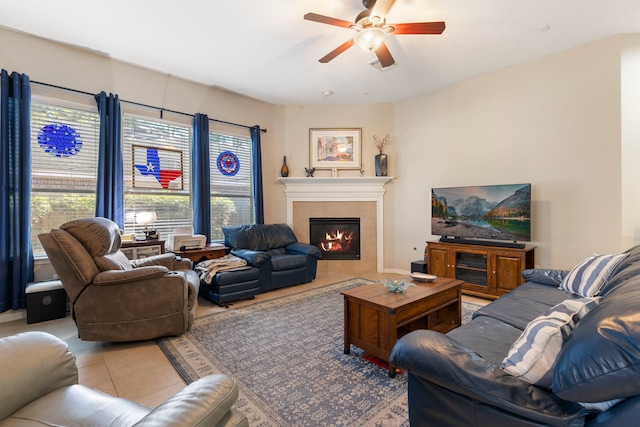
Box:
left=217, top=151, right=240, bottom=176
left=38, top=123, right=83, bottom=157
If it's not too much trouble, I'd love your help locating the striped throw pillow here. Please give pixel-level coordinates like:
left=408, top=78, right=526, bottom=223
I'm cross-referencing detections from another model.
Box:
left=560, top=253, right=628, bottom=297
left=502, top=297, right=600, bottom=388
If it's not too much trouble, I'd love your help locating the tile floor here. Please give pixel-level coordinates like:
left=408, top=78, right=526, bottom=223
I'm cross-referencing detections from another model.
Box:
left=0, top=271, right=489, bottom=409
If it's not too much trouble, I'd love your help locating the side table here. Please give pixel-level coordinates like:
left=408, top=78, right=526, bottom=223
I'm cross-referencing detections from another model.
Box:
left=170, top=246, right=227, bottom=264
left=121, top=240, right=165, bottom=260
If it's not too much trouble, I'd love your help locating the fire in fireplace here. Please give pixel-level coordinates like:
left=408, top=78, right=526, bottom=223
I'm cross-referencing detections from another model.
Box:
left=309, top=217, right=361, bottom=260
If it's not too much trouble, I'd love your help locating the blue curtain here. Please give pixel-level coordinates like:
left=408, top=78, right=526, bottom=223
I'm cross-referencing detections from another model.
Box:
left=95, top=91, right=124, bottom=227
left=192, top=113, right=211, bottom=242
left=0, top=70, right=33, bottom=312
left=250, top=126, right=264, bottom=224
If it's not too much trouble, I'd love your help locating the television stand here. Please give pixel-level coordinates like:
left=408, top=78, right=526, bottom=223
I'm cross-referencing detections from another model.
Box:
left=439, top=236, right=525, bottom=249
left=427, top=240, right=535, bottom=299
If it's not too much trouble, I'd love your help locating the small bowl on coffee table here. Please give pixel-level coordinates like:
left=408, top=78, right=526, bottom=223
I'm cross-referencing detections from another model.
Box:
left=410, top=272, right=437, bottom=282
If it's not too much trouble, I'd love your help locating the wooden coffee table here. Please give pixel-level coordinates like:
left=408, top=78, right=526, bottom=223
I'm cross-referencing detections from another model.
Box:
left=341, top=276, right=463, bottom=377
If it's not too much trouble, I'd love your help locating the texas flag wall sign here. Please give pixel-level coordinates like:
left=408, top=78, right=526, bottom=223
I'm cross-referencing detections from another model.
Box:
left=133, top=145, right=184, bottom=189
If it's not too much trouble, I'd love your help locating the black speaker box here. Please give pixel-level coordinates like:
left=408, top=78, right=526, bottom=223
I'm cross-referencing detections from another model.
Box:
left=411, top=260, right=428, bottom=273
left=26, top=281, right=68, bottom=324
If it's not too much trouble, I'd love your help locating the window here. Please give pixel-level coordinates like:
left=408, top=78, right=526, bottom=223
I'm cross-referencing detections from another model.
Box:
left=30, top=100, right=255, bottom=249
left=30, top=99, right=99, bottom=257
left=209, top=131, right=255, bottom=240
left=123, top=114, right=192, bottom=240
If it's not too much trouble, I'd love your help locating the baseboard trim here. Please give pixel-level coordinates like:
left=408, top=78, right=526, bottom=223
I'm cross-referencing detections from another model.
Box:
left=0, top=309, right=27, bottom=324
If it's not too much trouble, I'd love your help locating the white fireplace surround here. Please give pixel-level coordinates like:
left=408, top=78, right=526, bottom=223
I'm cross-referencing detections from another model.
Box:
left=278, top=177, right=393, bottom=272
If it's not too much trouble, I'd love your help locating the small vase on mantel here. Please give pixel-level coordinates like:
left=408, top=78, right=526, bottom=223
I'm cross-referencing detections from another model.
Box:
left=375, top=151, right=388, bottom=176
left=280, top=156, right=289, bottom=177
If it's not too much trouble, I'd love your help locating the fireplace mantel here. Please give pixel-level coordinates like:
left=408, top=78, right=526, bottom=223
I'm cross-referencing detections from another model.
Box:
left=278, top=176, right=393, bottom=272
left=277, top=177, right=392, bottom=199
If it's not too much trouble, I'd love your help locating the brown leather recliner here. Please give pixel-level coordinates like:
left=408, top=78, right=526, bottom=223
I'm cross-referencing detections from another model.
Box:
left=38, top=217, right=200, bottom=342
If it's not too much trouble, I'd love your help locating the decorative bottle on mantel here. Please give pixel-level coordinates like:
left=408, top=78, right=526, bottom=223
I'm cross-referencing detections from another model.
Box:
left=373, top=134, right=390, bottom=176
left=280, top=156, right=290, bottom=177
left=375, top=151, right=388, bottom=176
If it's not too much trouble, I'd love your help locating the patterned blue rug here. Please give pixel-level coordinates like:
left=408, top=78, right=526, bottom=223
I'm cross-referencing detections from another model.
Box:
left=158, top=278, right=482, bottom=426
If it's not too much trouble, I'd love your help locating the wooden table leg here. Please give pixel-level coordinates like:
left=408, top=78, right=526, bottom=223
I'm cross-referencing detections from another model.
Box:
left=343, top=297, right=350, bottom=354
left=388, top=365, right=396, bottom=378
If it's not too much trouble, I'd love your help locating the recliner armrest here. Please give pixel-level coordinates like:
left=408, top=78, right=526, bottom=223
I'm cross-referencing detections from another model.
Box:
left=131, top=253, right=192, bottom=270
left=390, top=330, right=589, bottom=425
left=133, top=374, right=248, bottom=427
left=173, top=257, right=193, bottom=270
left=93, top=266, right=169, bottom=285
left=230, top=249, right=270, bottom=266
left=285, top=242, right=322, bottom=258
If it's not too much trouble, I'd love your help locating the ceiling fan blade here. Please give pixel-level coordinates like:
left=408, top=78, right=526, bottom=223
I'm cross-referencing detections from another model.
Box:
left=370, top=0, right=396, bottom=20
left=388, top=22, right=446, bottom=35
left=375, top=42, right=395, bottom=68
left=319, top=39, right=355, bottom=63
left=304, top=13, right=354, bottom=28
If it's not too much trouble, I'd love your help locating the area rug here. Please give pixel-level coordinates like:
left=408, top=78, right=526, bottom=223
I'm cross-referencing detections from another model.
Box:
left=158, top=278, right=483, bottom=427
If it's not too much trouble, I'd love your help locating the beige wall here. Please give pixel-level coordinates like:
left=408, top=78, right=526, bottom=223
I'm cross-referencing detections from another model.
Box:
left=621, top=34, right=640, bottom=250
left=395, top=36, right=632, bottom=270
left=2, top=26, right=639, bottom=276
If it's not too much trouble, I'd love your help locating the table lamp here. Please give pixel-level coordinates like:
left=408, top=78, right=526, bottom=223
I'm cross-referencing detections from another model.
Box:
left=135, top=211, right=158, bottom=240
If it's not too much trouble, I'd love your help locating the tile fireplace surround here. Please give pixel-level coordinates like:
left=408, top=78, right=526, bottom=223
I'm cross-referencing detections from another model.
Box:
left=278, top=177, right=393, bottom=273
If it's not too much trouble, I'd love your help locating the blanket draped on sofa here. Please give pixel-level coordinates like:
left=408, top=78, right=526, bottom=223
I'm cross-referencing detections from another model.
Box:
left=195, top=254, right=248, bottom=284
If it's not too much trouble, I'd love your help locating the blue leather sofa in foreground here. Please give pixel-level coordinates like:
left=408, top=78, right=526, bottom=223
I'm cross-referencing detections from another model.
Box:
left=391, top=244, right=640, bottom=427
left=199, top=223, right=322, bottom=306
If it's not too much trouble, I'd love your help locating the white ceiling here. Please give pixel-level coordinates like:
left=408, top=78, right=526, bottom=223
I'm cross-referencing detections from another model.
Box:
left=1, top=0, right=639, bottom=105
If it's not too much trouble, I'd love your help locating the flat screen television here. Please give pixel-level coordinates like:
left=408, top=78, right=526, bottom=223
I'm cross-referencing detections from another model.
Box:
left=431, top=183, right=531, bottom=247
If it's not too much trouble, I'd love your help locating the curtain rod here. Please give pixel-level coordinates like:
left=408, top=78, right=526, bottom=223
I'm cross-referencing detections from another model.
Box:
left=31, top=80, right=267, bottom=133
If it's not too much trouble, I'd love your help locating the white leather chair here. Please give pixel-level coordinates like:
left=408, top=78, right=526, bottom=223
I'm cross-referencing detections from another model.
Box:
left=0, top=331, right=248, bottom=427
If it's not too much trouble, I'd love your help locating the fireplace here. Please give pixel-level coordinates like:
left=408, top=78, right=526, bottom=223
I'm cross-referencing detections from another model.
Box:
left=281, top=177, right=392, bottom=272
left=309, top=217, right=361, bottom=260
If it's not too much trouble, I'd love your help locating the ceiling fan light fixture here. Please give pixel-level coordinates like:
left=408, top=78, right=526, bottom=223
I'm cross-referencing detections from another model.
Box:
left=370, top=15, right=383, bottom=26
left=354, top=26, right=386, bottom=52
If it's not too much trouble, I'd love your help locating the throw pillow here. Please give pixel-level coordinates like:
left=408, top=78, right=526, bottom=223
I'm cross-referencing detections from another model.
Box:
left=502, top=297, right=600, bottom=388
left=521, top=268, right=567, bottom=287
left=560, top=253, right=628, bottom=297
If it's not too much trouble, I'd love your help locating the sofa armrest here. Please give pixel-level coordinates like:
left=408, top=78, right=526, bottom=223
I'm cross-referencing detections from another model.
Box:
left=0, top=332, right=77, bottom=420
left=133, top=374, right=248, bottom=427
left=230, top=249, right=270, bottom=266
left=93, top=266, right=169, bottom=285
left=390, top=330, right=589, bottom=425
left=285, top=242, right=322, bottom=258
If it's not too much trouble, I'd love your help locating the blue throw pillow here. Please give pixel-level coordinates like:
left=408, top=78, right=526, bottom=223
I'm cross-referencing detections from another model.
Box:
left=521, top=268, right=567, bottom=287
left=560, top=253, right=628, bottom=297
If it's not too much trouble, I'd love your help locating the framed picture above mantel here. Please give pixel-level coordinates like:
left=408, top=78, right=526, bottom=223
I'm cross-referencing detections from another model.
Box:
left=309, top=128, right=361, bottom=170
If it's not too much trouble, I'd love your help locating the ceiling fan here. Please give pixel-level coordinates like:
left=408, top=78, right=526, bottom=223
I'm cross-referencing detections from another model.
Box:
left=304, top=0, right=445, bottom=68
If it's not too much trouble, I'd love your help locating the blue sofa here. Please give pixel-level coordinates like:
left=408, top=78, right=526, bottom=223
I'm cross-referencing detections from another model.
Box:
left=390, top=244, right=640, bottom=427
left=199, top=224, right=322, bottom=306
